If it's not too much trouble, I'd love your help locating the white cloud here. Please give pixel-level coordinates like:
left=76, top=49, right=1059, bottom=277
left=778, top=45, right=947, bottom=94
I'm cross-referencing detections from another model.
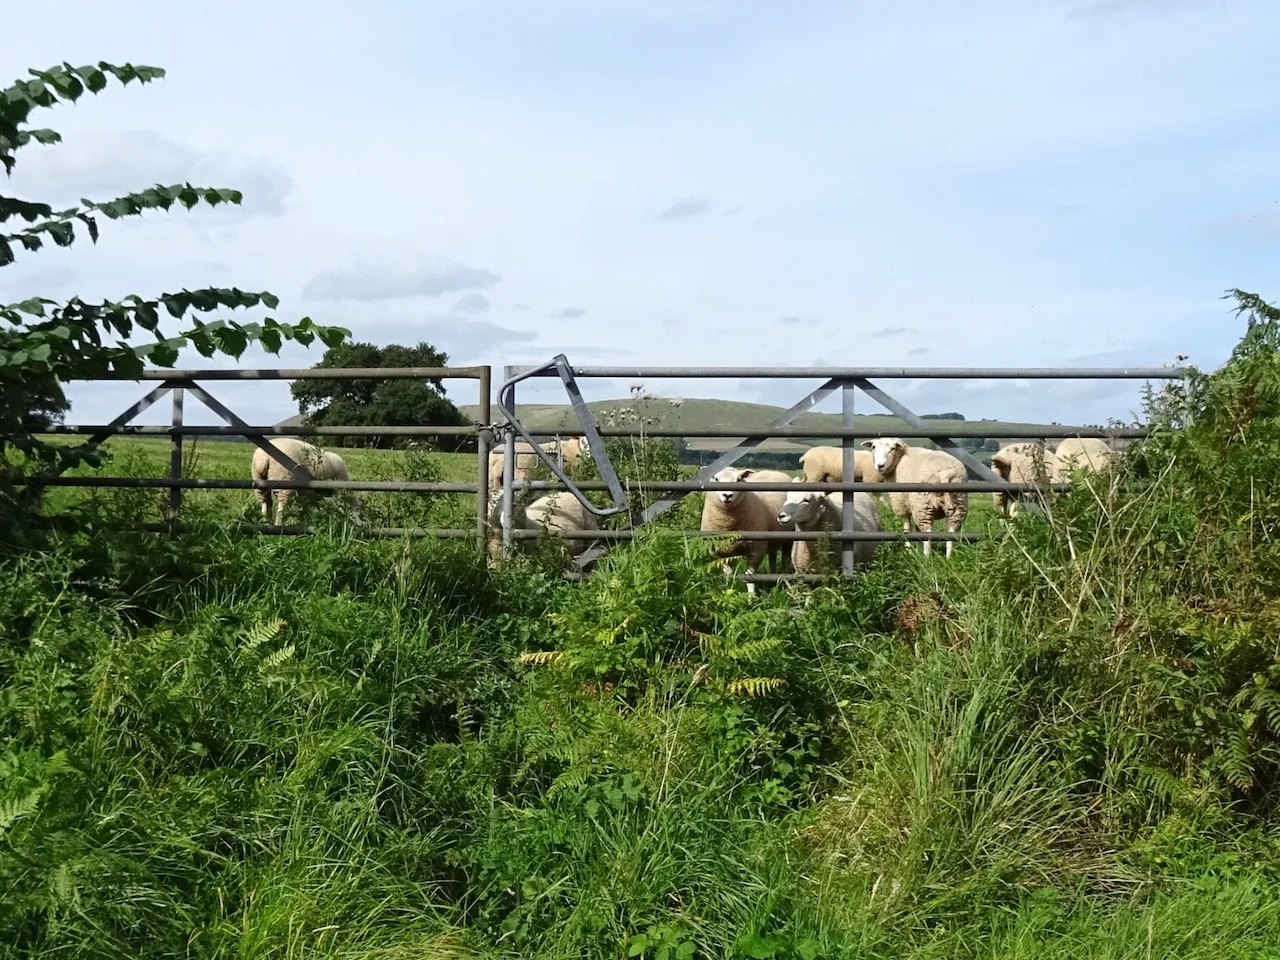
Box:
left=302, top=261, right=501, bottom=301
left=9, top=129, right=292, bottom=218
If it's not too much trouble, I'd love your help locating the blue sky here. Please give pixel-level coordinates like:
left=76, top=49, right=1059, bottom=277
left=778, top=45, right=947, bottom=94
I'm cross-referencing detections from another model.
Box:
left=3, top=0, right=1278, bottom=426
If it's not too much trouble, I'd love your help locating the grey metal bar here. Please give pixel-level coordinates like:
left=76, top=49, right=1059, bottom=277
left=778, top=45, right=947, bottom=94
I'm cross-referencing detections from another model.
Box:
left=552, top=355, right=627, bottom=514
left=184, top=383, right=305, bottom=481
left=572, top=376, right=845, bottom=572
left=45, top=424, right=480, bottom=437
left=841, top=379, right=856, bottom=577
left=85, top=366, right=489, bottom=382
left=142, top=522, right=477, bottom=537
left=167, top=388, right=184, bottom=525
left=494, top=358, right=628, bottom=519
left=87, top=383, right=174, bottom=446
left=501, top=366, right=517, bottom=559
left=503, top=529, right=979, bottom=542
left=38, top=423, right=1147, bottom=440
left=515, top=479, right=1072, bottom=493
left=35, top=477, right=481, bottom=492
left=476, top=366, right=491, bottom=557
left=139, top=523, right=975, bottom=543
left=512, top=365, right=1190, bottom=380
left=25, top=476, right=1067, bottom=494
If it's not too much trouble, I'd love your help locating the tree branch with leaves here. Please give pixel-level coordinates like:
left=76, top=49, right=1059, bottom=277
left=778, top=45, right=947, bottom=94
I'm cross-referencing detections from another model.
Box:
left=0, top=61, right=348, bottom=524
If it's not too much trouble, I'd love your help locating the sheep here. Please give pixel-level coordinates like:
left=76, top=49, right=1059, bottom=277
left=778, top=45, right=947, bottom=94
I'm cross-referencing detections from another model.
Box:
left=700, top=466, right=792, bottom=594
left=861, top=438, right=968, bottom=558
left=1051, top=437, right=1114, bottom=481
left=777, top=480, right=882, bottom=573
left=798, top=446, right=883, bottom=484
left=485, top=488, right=598, bottom=568
left=989, top=442, right=1057, bottom=517
left=487, top=448, right=542, bottom=492
left=250, top=437, right=352, bottom=526
left=485, top=437, right=590, bottom=492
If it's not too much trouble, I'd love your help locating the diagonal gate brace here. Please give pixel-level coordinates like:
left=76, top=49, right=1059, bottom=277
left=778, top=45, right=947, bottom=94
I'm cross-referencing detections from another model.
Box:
left=573, top=376, right=846, bottom=570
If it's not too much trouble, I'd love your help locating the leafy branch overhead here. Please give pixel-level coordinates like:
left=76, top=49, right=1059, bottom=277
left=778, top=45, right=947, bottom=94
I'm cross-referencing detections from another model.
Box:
left=0, top=60, right=347, bottom=508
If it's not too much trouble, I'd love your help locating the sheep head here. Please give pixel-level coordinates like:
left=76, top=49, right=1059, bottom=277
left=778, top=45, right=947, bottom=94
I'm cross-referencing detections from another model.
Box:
left=777, top=485, right=828, bottom=528
left=861, top=437, right=907, bottom=475
left=712, top=466, right=754, bottom=506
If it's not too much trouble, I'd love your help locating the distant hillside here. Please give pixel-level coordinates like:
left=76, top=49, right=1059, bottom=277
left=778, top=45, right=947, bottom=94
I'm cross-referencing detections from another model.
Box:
left=456, top=397, right=1073, bottom=454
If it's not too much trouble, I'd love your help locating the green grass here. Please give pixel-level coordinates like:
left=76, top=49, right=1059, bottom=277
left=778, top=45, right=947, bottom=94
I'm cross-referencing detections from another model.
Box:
left=10, top=321, right=1280, bottom=958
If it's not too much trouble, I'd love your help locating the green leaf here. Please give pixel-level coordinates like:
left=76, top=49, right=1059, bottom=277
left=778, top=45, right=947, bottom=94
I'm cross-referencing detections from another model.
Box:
left=737, top=933, right=780, bottom=959
left=27, top=343, right=51, bottom=363
left=258, top=327, right=282, bottom=354
left=13, top=297, right=49, bottom=317
left=318, top=324, right=348, bottom=349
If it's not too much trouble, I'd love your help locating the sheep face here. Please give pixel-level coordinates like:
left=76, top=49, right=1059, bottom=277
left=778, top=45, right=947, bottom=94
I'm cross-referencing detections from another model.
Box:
left=861, top=438, right=907, bottom=475
left=777, top=490, right=826, bottom=527
left=712, top=466, right=754, bottom=506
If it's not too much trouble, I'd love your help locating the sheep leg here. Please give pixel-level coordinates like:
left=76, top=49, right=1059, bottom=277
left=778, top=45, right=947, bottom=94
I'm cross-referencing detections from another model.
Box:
left=256, top=489, right=272, bottom=521
left=274, top=489, right=292, bottom=526
left=914, top=510, right=935, bottom=558
left=945, top=514, right=964, bottom=559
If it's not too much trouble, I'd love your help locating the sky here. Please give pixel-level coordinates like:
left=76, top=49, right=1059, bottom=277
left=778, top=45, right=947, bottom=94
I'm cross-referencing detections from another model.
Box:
left=4, top=0, right=1279, bottom=427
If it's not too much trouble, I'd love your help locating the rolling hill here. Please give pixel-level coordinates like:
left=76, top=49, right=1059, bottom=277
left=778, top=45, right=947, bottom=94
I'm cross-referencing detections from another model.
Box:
left=456, top=397, right=1076, bottom=453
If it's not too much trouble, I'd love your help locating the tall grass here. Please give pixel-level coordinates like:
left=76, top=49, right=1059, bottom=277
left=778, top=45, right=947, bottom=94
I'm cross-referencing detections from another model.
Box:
left=8, top=301, right=1280, bottom=956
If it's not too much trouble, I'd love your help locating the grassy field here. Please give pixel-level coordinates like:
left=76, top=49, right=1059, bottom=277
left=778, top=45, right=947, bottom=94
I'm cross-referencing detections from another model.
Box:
left=10, top=322, right=1280, bottom=958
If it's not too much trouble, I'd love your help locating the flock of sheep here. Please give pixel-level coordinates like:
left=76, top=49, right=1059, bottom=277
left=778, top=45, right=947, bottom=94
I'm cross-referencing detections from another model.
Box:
left=696, top=437, right=1114, bottom=590
left=249, top=432, right=1114, bottom=588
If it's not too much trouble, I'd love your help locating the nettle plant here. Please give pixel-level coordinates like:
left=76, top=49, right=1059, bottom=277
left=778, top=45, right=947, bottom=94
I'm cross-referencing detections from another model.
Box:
left=0, top=61, right=347, bottom=512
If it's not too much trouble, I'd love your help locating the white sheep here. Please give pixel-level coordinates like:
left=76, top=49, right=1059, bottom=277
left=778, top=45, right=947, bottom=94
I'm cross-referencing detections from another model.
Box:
left=1051, top=437, right=1114, bottom=481
left=861, top=438, right=968, bottom=558
left=990, top=442, right=1058, bottom=517
left=700, top=466, right=792, bottom=594
left=776, top=481, right=882, bottom=573
left=250, top=437, right=352, bottom=525
left=485, top=488, right=599, bottom=568
left=486, top=437, right=590, bottom=492
left=798, top=446, right=883, bottom=484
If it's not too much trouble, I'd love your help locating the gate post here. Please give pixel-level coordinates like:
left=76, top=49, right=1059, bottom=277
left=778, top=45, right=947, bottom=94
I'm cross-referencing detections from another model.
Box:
left=167, top=387, right=184, bottom=529
left=476, top=366, right=491, bottom=557
left=500, top=366, right=517, bottom=559
left=840, top=379, right=856, bottom=576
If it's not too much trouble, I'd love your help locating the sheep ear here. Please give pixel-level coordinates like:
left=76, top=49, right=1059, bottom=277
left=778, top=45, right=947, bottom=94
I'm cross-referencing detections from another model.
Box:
left=860, top=440, right=874, bottom=449
left=740, top=468, right=754, bottom=478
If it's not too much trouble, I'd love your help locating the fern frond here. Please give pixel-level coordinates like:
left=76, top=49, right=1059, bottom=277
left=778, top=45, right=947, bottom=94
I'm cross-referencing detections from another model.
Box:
left=1217, top=729, right=1256, bottom=790
left=1253, top=689, right=1280, bottom=735
left=0, top=788, right=46, bottom=834
left=517, top=650, right=567, bottom=667
left=547, top=764, right=593, bottom=799
left=725, top=676, right=788, bottom=698
left=241, top=617, right=286, bottom=655
left=258, top=643, right=295, bottom=673
left=1134, top=764, right=1184, bottom=803
left=722, top=637, right=783, bottom=663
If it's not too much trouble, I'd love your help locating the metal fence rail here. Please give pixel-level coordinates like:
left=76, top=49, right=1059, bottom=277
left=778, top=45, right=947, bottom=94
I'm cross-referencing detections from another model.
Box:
left=496, top=360, right=1191, bottom=576
left=31, top=366, right=494, bottom=552
left=29, top=358, right=1193, bottom=584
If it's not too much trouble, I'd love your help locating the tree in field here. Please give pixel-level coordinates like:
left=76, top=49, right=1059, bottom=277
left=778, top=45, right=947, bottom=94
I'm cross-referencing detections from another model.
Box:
left=0, top=61, right=347, bottom=528
left=290, top=341, right=471, bottom=450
